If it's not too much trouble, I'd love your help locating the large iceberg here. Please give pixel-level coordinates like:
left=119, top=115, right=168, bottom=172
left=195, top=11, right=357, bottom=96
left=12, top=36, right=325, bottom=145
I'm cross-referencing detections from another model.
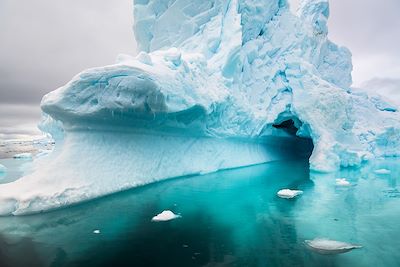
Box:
left=0, top=0, right=399, bottom=215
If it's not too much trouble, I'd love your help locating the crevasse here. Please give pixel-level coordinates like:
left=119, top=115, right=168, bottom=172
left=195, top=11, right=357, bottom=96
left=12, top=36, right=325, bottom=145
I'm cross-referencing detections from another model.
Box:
left=0, top=0, right=399, bottom=215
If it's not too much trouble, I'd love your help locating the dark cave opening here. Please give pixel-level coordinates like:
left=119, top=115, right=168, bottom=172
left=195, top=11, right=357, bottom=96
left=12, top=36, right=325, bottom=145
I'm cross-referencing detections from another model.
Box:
left=272, top=119, right=298, bottom=135
left=273, top=118, right=314, bottom=159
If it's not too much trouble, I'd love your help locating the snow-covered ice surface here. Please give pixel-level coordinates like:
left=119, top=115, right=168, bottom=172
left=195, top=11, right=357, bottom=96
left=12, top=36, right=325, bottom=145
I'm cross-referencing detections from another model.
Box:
left=0, top=0, right=399, bottom=215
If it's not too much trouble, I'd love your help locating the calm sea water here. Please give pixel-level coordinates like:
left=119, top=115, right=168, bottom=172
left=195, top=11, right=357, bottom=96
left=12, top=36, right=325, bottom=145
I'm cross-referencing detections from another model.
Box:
left=0, top=158, right=399, bottom=267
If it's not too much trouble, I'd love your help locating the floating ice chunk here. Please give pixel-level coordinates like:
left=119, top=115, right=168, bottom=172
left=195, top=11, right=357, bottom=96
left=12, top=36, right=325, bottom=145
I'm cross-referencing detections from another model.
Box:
left=0, top=164, right=6, bottom=173
left=13, top=153, right=32, bottom=160
left=151, top=210, right=181, bottom=222
left=305, top=238, right=362, bottom=255
left=374, top=168, right=391, bottom=175
left=335, top=178, right=350, bottom=186
left=277, top=189, right=303, bottom=199
left=93, top=229, right=100, bottom=234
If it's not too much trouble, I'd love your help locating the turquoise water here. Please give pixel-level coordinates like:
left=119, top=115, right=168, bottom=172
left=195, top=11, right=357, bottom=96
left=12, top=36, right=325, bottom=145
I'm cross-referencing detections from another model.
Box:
left=0, top=158, right=399, bottom=267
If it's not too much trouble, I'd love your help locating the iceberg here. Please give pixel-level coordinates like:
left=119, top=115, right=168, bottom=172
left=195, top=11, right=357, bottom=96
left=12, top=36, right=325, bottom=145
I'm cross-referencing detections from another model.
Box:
left=0, top=0, right=399, bottom=215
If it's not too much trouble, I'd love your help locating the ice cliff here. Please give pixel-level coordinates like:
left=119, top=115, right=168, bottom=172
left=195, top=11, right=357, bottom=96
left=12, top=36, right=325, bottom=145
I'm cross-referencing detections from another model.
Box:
left=0, top=0, right=399, bottom=215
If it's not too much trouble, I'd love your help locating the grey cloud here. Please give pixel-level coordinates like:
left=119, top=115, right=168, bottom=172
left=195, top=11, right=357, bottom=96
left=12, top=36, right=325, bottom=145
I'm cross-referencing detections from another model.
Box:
left=0, top=0, right=136, bottom=105
left=290, top=0, right=400, bottom=86
left=358, top=77, right=400, bottom=106
left=328, top=0, right=400, bottom=86
left=0, top=104, right=42, bottom=139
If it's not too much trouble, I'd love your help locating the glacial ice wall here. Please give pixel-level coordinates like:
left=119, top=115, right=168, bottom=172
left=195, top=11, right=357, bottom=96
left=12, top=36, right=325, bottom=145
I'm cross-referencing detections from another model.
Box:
left=0, top=0, right=399, bottom=215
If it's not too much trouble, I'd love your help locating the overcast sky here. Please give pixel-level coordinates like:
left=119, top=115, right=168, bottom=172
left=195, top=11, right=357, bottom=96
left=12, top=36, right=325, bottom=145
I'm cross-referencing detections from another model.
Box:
left=0, top=0, right=399, bottom=139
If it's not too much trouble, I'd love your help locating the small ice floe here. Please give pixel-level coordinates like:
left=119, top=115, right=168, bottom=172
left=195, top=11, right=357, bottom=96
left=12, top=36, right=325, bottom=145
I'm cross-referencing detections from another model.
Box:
left=335, top=178, right=351, bottom=187
left=277, top=189, right=303, bottom=199
left=374, top=168, right=391, bottom=175
left=0, top=164, right=6, bottom=173
left=93, top=229, right=100, bottom=234
left=305, top=238, right=362, bottom=255
left=151, top=210, right=181, bottom=222
left=13, top=153, right=32, bottom=160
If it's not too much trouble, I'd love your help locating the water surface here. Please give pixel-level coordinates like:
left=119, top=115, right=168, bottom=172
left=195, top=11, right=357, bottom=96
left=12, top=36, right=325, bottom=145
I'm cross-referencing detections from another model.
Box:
left=0, top=158, right=399, bottom=267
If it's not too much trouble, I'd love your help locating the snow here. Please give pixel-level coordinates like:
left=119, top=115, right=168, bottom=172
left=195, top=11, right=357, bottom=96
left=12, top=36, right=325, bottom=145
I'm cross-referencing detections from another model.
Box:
left=277, top=189, right=303, bottom=199
left=305, top=238, right=362, bottom=255
left=335, top=178, right=350, bottom=186
left=0, top=0, right=399, bottom=215
left=151, top=210, right=181, bottom=222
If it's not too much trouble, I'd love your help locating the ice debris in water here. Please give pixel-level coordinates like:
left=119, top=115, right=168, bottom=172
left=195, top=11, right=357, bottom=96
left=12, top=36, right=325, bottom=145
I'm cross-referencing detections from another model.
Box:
left=305, top=238, right=362, bottom=255
left=13, top=153, right=32, bottom=160
left=374, top=168, right=391, bottom=175
left=93, top=229, right=100, bottom=234
left=0, top=164, right=6, bottom=173
left=151, top=210, right=181, bottom=222
left=277, top=189, right=303, bottom=199
left=335, top=178, right=350, bottom=186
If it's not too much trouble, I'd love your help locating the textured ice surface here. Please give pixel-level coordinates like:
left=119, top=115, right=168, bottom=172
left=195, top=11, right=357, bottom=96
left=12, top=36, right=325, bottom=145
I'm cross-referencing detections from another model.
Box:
left=0, top=0, right=399, bottom=215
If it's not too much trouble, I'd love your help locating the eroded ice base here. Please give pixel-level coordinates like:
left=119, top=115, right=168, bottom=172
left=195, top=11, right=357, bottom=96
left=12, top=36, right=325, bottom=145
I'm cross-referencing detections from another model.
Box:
left=0, top=131, right=311, bottom=215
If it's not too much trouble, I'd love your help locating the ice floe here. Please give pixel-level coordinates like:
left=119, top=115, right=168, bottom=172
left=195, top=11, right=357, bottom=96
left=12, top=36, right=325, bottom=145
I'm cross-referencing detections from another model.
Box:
left=305, top=238, right=362, bottom=255
left=151, top=210, right=181, bottom=222
left=277, top=189, right=303, bottom=199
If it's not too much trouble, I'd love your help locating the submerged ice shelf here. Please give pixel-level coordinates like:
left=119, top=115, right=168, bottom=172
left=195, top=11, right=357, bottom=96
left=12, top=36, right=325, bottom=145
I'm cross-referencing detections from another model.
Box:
left=0, top=0, right=399, bottom=215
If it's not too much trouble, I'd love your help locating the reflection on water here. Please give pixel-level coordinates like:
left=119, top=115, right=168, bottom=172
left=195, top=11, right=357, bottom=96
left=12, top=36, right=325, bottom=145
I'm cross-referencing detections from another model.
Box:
left=0, top=158, right=399, bottom=267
